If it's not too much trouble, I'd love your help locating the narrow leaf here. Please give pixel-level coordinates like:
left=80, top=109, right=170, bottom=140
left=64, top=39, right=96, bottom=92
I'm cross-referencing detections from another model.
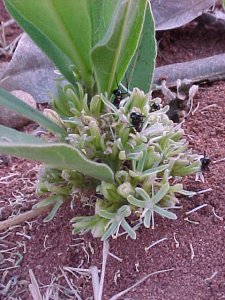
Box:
left=152, top=183, right=170, bottom=205
left=127, top=195, right=145, bottom=208
left=34, top=195, right=62, bottom=209
left=121, top=220, right=136, bottom=239
left=154, top=206, right=177, bottom=220
left=135, top=187, right=150, bottom=201
left=0, top=88, right=65, bottom=137
left=43, top=198, right=64, bottom=222
left=101, top=222, right=118, bottom=241
left=143, top=209, right=151, bottom=228
left=143, top=164, right=169, bottom=176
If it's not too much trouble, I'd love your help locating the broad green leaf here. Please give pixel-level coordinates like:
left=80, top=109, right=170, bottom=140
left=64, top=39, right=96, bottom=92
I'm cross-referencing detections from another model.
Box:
left=4, top=0, right=75, bottom=85
left=0, top=141, right=114, bottom=183
left=0, top=125, right=45, bottom=144
left=125, top=2, right=156, bottom=92
left=5, top=0, right=93, bottom=89
left=88, top=0, right=118, bottom=46
left=0, top=88, right=65, bottom=137
left=91, top=0, right=147, bottom=94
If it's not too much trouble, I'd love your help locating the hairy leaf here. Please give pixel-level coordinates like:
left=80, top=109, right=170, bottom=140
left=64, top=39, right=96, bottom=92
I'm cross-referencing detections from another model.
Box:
left=126, top=2, right=156, bottom=92
left=91, top=0, right=147, bottom=94
left=5, top=0, right=93, bottom=88
left=0, top=88, right=65, bottom=137
left=0, top=125, right=45, bottom=144
left=88, top=0, right=117, bottom=46
left=0, top=138, right=114, bottom=182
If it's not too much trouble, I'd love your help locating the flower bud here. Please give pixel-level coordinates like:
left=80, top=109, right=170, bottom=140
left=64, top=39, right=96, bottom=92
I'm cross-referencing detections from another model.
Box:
left=117, top=182, right=134, bottom=198
left=43, top=109, right=63, bottom=127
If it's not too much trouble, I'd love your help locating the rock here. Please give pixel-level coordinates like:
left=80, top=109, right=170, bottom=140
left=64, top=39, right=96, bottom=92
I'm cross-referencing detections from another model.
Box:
left=0, top=33, right=59, bottom=103
left=0, top=90, right=37, bottom=129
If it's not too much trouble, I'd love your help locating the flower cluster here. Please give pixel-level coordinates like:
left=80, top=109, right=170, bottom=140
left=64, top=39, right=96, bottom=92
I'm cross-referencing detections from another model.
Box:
left=37, top=82, right=200, bottom=240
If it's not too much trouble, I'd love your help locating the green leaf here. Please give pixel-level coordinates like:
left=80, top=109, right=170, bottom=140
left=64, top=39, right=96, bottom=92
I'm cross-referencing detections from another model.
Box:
left=142, top=164, right=169, bottom=176
left=135, top=187, right=150, bottom=201
left=34, top=195, right=61, bottom=209
left=5, top=0, right=93, bottom=89
left=0, top=88, right=66, bottom=137
left=127, top=195, right=145, bottom=208
left=0, top=138, right=114, bottom=183
left=91, top=0, right=147, bottom=94
left=43, top=198, right=64, bottom=222
left=125, top=2, right=156, bottom=92
left=152, top=183, right=170, bottom=205
left=121, top=219, right=136, bottom=239
left=0, top=125, right=45, bottom=144
left=154, top=206, right=177, bottom=220
left=171, top=161, right=200, bottom=177
left=4, top=0, right=75, bottom=85
left=88, top=0, right=117, bottom=46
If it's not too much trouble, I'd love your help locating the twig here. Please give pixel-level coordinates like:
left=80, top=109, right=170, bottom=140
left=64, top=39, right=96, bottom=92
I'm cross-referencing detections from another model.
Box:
left=145, top=237, right=168, bottom=252
left=0, top=204, right=53, bottom=231
left=192, top=102, right=200, bottom=115
left=173, top=233, right=179, bottom=248
left=184, top=217, right=199, bottom=225
left=200, top=104, right=218, bottom=112
left=153, top=54, right=225, bottom=90
left=212, top=207, right=223, bottom=221
left=204, top=271, right=218, bottom=284
left=90, top=266, right=100, bottom=300
left=213, top=157, right=225, bottom=164
left=0, top=19, right=16, bottom=30
left=59, top=267, right=82, bottom=300
left=108, top=251, right=123, bottom=262
left=98, top=240, right=109, bottom=300
left=185, top=204, right=208, bottom=215
left=109, top=268, right=174, bottom=300
left=29, top=269, right=43, bottom=300
left=189, top=243, right=195, bottom=260
left=196, top=188, right=212, bottom=194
